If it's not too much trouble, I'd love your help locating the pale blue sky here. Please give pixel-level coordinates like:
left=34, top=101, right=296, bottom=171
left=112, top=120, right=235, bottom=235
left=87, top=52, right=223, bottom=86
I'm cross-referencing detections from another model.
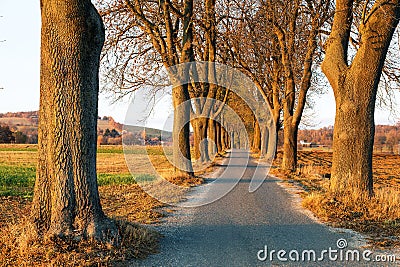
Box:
left=0, top=0, right=398, bottom=128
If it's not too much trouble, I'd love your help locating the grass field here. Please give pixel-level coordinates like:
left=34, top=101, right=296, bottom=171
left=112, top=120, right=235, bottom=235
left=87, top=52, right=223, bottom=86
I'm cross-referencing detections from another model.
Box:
left=0, top=144, right=208, bottom=266
left=0, top=144, right=142, bottom=198
left=0, top=144, right=204, bottom=217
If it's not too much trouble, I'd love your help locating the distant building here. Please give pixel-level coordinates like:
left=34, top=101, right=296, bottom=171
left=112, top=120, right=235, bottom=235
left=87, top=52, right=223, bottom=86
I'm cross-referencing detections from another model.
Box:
left=299, top=140, right=318, bottom=148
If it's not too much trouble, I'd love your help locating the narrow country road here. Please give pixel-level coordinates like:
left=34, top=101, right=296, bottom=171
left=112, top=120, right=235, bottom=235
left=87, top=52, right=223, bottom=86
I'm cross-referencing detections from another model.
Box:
left=131, top=150, right=378, bottom=266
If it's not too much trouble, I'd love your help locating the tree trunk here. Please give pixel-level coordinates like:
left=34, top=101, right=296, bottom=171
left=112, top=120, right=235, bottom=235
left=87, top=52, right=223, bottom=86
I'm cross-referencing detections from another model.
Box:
left=260, top=125, right=268, bottom=157
left=282, top=121, right=298, bottom=171
left=226, top=129, right=231, bottom=149
left=236, top=130, right=241, bottom=149
left=321, top=0, right=400, bottom=195
left=208, top=118, right=217, bottom=157
left=169, top=0, right=195, bottom=176
left=31, top=0, right=118, bottom=243
left=231, top=131, right=235, bottom=149
left=191, top=117, right=210, bottom=162
left=252, top=121, right=261, bottom=152
left=273, top=111, right=280, bottom=158
left=216, top=121, right=222, bottom=153
left=331, top=75, right=375, bottom=194
left=221, top=126, right=227, bottom=151
left=172, top=85, right=194, bottom=176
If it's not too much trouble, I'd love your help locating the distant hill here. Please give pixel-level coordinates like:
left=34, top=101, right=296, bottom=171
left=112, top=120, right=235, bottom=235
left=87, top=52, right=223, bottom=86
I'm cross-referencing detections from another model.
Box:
left=0, top=112, right=123, bottom=133
left=0, top=111, right=171, bottom=144
left=97, top=116, right=123, bottom=132
left=0, top=111, right=38, bottom=119
left=124, top=125, right=172, bottom=138
left=0, top=111, right=38, bottom=128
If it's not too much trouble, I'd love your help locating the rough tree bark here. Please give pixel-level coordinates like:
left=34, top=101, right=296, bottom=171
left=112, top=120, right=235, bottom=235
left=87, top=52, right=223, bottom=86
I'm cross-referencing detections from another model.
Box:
left=282, top=122, right=299, bottom=170
left=170, top=0, right=195, bottom=176
left=215, top=121, right=222, bottom=153
left=191, top=117, right=210, bottom=162
left=31, top=0, right=118, bottom=242
left=321, top=0, right=400, bottom=195
left=208, top=118, right=217, bottom=156
left=252, top=121, right=261, bottom=152
left=172, top=84, right=194, bottom=176
left=221, top=126, right=228, bottom=151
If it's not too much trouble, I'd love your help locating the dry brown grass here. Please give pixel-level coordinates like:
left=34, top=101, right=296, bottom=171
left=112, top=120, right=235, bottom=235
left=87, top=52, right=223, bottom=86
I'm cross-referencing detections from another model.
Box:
left=303, top=187, right=400, bottom=248
left=271, top=150, right=400, bottom=248
left=0, top=218, right=161, bottom=266
left=164, top=174, right=203, bottom=187
left=99, top=184, right=165, bottom=224
left=0, top=186, right=164, bottom=266
left=0, top=144, right=212, bottom=266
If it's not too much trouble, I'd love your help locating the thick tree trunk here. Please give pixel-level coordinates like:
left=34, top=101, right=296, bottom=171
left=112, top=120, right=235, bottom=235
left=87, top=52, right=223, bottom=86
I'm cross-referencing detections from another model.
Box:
left=221, top=126, right=227, bottom=151
left=321, top=0, right=400, bottom=195
left=170, top=0, right=194, bottom=176
left=252, top=121, right=261, bottom=152
left=31, top=0, right=118, bottom=242
left=260, top=125, right=268, bottom=157
left=172, top=85, right=194, bottom=176
left=282, top=121, right=298, bottom=171
left=331, top=76, right=375, bottom=194
left=216, top=121, right=222, bottom=153
left=191, top=117, right=210, bottom=162
left=208, top=118, right=217, bottom=157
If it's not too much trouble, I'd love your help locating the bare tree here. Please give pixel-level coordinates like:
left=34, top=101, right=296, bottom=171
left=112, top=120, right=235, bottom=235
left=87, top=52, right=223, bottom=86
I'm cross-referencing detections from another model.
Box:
left=263, top=0, right=332, bottom=171
left=99, top=0, right=195, bottom=175
left=99, top=0, right=229, bottom=165
left=322, top=0, right=400, bottom=195
left=218, top=0, right=283, bottom=157
left=219, top=0, right=331, bottom=168
left=31, top=0, right=119, bottom=242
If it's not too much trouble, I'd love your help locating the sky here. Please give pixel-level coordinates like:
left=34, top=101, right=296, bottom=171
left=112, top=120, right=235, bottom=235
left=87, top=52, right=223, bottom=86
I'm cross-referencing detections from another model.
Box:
left=0, top=0, right=398, bottom=130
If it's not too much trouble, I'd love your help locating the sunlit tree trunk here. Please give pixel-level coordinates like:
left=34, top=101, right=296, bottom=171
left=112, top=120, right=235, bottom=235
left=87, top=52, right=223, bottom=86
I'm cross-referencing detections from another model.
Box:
left=281, top=121, right=298, bottom=170
left=221, top=126, right=228, bottom=151
left=322, top=0, right=400, bottom=195
left=274, top=17, right=318, bottom=172
left=171, top=0, right=195, bottom=176
left=172, top=84, right=194, bottom=176
left=31, top=0, right=118, bottom=242
left=252, top=121, right=261, bottom=152
left=208, top=118, right=217, bottom=156
left=191, top=117, right=210, bottom=162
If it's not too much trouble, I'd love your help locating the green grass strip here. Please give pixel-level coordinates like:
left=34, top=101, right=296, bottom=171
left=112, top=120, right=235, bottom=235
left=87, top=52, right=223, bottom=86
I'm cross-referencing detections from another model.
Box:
left=0, top=164, right=155, bottom=197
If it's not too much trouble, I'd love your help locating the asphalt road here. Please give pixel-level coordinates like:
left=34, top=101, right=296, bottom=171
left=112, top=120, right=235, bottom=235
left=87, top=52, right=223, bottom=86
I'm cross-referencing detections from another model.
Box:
left=131, top=150, right=393, bottom=267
